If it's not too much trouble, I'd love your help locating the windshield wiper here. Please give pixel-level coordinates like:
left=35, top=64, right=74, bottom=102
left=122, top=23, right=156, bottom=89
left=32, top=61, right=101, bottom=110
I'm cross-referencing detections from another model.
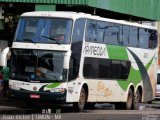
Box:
left=42, top=72, right=59, bottom=82
left=42, top=35, right=60, bottom=44
left=22, top=39, right=36, bottom=43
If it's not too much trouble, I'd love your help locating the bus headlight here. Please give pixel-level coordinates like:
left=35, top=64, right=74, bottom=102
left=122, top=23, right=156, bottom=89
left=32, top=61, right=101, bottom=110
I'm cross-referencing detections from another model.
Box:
left=10, top=84, right=20, bottom=90
left=50, top=88, right=65, bottom=93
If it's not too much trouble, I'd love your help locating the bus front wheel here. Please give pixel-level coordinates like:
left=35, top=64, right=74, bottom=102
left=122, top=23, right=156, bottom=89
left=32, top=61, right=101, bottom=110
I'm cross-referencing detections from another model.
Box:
left=73, top=87, right=87, bottom=111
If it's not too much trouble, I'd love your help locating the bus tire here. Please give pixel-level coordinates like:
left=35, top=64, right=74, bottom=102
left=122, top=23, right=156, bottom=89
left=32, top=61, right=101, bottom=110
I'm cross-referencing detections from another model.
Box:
left=114, top=89, right=134, bottom=110
left=73, top=87, right=87, bottom=111
left=126, top=88, right=134, bottom=110
left=134, top=89, right=142, bottom=110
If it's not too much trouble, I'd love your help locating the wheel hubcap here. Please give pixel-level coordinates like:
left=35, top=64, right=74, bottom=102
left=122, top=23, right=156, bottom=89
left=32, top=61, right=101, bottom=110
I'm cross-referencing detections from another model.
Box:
left=80, top=92, right=85, bottom=105
left=127, top=92, right=133, bottom=109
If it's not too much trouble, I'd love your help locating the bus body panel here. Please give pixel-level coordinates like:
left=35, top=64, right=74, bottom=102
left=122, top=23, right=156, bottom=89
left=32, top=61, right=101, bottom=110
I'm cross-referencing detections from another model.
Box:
left=8, top=11, right=158, bottom=108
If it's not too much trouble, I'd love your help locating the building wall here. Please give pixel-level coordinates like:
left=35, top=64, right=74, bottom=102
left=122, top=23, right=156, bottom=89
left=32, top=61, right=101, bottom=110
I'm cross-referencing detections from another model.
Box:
left=0, top=0, right=160, bottom=20
left=94, top=0, right=160, bottom=20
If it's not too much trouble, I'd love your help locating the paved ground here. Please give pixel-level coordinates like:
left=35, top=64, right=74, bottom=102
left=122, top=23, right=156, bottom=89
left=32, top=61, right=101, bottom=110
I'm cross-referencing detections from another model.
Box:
left=0, top=99, right=159, bottom=120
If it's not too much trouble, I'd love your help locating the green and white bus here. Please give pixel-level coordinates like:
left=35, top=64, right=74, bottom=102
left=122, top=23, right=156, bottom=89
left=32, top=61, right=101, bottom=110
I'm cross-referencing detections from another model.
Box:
left=9, top=11, right=158, bottom=110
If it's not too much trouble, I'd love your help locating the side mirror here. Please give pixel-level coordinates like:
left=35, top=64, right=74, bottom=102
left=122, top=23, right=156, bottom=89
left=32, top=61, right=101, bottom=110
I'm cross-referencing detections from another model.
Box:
left=0, top=47, right=10, bottom=67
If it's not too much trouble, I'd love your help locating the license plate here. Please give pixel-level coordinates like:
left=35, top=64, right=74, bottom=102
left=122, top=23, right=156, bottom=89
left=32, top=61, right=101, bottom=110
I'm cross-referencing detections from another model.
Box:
left=155, top=93, right=160, bottom=97
left=30, top=94, right=40, bottom=99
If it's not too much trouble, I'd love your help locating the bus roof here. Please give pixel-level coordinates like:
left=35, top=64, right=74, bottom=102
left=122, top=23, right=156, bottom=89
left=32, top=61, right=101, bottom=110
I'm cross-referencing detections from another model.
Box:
left=21, top=11, right=157, bottom=30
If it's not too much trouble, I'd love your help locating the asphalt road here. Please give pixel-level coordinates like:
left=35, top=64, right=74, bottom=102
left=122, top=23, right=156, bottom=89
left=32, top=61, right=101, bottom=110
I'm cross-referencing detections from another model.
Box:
left=0, top=99, right=159, bottom=120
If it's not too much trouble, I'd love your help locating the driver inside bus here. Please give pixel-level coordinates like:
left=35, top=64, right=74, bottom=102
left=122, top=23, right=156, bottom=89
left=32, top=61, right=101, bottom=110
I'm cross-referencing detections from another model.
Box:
left=36, top=53, right=54, bottom=78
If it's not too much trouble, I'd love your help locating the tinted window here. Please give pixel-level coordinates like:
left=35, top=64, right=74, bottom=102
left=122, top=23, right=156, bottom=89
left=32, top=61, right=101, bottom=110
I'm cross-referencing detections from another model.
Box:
left=86, top=20, right=98, bottom=42
left=85, top=19, right=157, bottom=49
left=69, top=18, right=86, bottom=80
left=139, top=28, right=149, bottom=48
left=103, top=23, right=109, bottom=44
left=148, top=30, right=157, bottom=48
left=10, top=49, right=66, bottom=82
left=108, top=23, right=120, bottom=45
left=83, top=57, right=131, bottom=80
left=14, top=17, right=73, bottom=44
left=129, top=27, right=138, bottom=47
left=122, top=25, right=129, bottom=46
left=97, top=21, right=106, bottom=43
left=72, top=18, right=85, bottom=42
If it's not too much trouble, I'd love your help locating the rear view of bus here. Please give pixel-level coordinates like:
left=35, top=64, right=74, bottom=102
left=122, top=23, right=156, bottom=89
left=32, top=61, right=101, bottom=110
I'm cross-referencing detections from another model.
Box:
left=156, top=70, right=160, bottom=99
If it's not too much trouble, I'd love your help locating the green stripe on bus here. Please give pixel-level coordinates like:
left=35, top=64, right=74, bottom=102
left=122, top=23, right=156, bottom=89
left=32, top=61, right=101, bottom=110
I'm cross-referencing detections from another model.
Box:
left=119, top=55, right=154, bottom=91
left=46, top=83, right=61, bottom=88
left=106, top=45, right=154, bottom=91
left=118, top=67, right=142, bottom=91
left=106, top=45, right=129, bottom=60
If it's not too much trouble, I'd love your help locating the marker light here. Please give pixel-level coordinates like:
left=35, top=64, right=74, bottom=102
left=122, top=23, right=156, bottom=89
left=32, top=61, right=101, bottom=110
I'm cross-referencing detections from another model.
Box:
left=50, top=88, right=65, bottom=93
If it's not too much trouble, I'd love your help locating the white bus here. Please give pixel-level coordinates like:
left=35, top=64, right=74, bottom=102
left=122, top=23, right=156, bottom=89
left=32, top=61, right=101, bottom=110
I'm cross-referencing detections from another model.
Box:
left=9, top=11, right=158, bottom=110
left=156, top=70, right=160, bottom=99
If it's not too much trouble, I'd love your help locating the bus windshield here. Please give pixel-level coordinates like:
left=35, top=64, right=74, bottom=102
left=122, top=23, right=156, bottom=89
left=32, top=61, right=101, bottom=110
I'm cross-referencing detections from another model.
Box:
left=14, top=17, right=73, bottom=44
left=10, top=49, right=67, bottom=82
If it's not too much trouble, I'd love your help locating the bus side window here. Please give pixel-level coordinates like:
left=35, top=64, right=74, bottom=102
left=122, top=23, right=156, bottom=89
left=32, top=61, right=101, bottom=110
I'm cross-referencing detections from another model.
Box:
left=68, top=58, right=76, bottom=80
left=72, top=19, right=85, bottom=43
left=69, top=18, right=85, bottom=80
left=104, top=27, right=109, bottom=44
left=97, top=21, right=109, bottom=44
left=108, top=23, right=120, bottom=45
left=148, top=30, right=157, bottom=49
left=86, top=20, right=97, bottom=42
left=122, top=25, right=129, bottom=46
left=97, top=21, right=105, bottom=43
left=129, top=27, right=138, bottom=47
left=139, top=28, right=148, bottom=49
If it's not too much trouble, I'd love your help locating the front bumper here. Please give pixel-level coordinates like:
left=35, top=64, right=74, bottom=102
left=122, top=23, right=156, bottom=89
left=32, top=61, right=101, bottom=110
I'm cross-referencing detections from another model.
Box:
left=10, top=89, right=66, bottom=103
